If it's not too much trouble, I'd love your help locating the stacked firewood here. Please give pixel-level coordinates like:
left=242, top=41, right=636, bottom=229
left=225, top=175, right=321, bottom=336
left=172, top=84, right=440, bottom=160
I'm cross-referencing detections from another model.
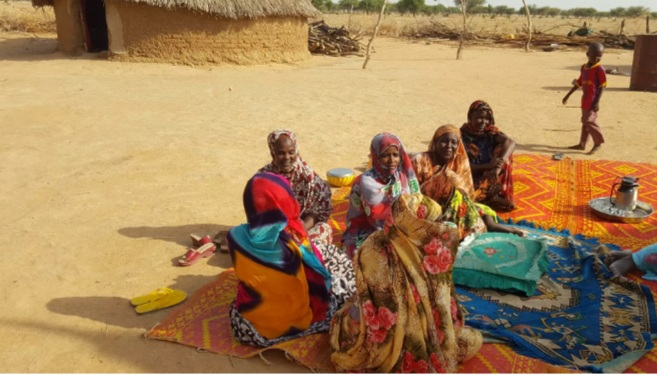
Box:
left=411, top=21, right=480, bottom=41
left=308, top=20, right=364, bottom=57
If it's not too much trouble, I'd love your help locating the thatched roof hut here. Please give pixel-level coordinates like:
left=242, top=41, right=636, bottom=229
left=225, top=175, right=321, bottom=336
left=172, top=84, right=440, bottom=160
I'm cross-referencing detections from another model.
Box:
left=33, top=0, right=320, bottom=65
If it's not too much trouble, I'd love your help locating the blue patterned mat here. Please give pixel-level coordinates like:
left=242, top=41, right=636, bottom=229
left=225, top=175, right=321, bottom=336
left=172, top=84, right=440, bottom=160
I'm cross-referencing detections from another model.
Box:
left=457, top=223, right=657, bottom=373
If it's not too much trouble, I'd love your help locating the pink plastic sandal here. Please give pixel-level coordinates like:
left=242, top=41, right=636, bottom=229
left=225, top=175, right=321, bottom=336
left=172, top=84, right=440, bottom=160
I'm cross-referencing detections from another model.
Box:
left=190, top=234, right=212, bottom=248
left=178, top=243, right=216, bottom=266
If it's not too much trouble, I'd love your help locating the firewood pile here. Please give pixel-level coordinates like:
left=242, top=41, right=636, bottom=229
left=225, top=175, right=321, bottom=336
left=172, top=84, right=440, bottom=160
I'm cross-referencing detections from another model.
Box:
left=308, top=20, right=364, bottom=56
left=406, top=22, right=635, bottom=50
left=411, top=21, right=480, bottom=41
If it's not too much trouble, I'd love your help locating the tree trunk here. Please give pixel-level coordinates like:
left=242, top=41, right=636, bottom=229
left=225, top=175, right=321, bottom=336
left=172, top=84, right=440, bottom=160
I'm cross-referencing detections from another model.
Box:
left=647, top=15, right=651, bottom=34
left=362, top=0, right=387, bottom=69
left=347, top=4, right=354, bottom=31
left=456, top=0, right=466, bottom=60
left=521, top=0, right=532, bottom=52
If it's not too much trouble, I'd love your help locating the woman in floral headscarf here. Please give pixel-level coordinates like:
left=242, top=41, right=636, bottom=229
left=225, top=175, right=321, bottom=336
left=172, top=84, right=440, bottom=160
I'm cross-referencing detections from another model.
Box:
left=460, top=100, right=516, bottom=212
left=411, top=124, right=522, bottom=240
left=259, top=130, right=334, bottom=245
left=341, top=132, right=420, bottom=259
left=330, top=193, right=482, bottom=372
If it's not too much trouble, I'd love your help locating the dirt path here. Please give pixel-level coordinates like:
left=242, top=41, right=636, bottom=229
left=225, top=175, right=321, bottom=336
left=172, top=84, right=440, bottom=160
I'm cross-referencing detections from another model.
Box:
left=1, top=31, right=655, bottom=372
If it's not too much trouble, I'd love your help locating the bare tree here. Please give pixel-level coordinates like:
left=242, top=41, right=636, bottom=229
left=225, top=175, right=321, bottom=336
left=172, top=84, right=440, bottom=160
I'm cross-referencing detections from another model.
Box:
left=456, top=0, right=467, bottom=59
left=647, top=14, right=651, bottom=33
left=362, top=0, right=387, bottom=69
left=521, top=0, right=532, bottom=51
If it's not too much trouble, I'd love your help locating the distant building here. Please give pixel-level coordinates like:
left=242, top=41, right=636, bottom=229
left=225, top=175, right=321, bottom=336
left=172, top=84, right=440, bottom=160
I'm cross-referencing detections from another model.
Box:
left=32, top=0, right=320, bottom=65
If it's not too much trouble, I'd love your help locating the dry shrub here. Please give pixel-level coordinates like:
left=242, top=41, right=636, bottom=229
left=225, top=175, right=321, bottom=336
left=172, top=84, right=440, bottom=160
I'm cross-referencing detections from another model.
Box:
left=0, top=1, right=56, bottom=33
left=322, top=13, right=649, bottom=40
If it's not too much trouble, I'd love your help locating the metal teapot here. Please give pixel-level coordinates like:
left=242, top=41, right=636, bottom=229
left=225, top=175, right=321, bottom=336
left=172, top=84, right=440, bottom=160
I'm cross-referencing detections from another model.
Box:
left=610, top=176, right=640, bottom=211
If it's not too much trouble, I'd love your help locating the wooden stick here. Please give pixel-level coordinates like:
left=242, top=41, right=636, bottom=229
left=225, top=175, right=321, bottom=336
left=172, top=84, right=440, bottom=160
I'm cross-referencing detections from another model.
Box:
left=362, top=0, right=387, bottom=69
left=647, top=15, right=650, bottom=34
left=521, top=0, right=532, bottom=52
left=347, top=4, right=353, bottom=31
left=456, top=0, right=466, bottom=60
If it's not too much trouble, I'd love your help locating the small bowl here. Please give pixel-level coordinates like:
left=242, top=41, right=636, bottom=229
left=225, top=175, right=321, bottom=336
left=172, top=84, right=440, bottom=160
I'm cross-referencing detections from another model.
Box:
left=327, top=168, right=355, bottom=187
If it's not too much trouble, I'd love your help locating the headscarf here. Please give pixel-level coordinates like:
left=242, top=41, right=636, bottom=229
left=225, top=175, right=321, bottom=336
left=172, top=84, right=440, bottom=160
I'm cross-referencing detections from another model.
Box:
left=358, top=133, right=419, bottom=220
left=364, top=132, right=420, bottom=203
left=462, top=100, right=499, bottom=135
left=411, top=125, right=475, bottom=199
left=228, top=173, right=331, bottom=340
left=260, top=130, right=332, bottom=223
left=342, top=133, right=420, bottom=258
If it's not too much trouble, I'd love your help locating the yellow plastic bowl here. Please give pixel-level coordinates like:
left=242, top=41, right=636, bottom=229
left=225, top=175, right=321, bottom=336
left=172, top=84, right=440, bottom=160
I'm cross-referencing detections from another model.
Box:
left=327, top=168, right=355, bottom=187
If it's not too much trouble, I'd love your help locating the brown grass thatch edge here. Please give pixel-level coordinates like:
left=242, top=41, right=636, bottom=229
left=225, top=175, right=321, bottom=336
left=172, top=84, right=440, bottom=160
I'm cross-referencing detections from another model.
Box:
left=32, top=0, right=321, bottom=19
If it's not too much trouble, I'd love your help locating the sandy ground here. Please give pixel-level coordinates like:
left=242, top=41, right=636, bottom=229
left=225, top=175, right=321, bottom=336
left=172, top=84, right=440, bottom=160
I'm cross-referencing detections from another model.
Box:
left=1, top=31, right=656, bottom=373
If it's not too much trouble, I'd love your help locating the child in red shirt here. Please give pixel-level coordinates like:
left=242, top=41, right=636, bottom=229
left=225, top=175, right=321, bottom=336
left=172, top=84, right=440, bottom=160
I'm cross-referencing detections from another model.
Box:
left=562, top=42, right=607, bottom=155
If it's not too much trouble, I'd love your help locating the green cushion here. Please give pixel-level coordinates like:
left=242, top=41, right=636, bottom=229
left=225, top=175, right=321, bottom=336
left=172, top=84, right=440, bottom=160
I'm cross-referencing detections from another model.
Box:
left=453, top=232, right=548, bottom=296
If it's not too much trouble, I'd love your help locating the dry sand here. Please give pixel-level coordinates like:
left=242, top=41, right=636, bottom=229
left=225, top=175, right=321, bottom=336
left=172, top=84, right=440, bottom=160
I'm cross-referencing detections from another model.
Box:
left=1, top=30, right=656, bottom=372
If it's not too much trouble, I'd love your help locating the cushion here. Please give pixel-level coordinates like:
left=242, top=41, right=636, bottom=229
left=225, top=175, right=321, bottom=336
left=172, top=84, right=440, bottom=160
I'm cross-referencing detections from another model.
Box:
left=453, top=232, right=548, bottom=296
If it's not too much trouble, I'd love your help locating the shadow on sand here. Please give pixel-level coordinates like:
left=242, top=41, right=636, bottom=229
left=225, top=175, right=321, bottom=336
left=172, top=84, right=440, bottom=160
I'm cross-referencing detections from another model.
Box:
left=18, top=271, right=304, bottom=372
left=118, top=223, right=234, bottom=268
left=541, top=85, right=630, bottom=92
left=0, top=36, right=106, bottom=62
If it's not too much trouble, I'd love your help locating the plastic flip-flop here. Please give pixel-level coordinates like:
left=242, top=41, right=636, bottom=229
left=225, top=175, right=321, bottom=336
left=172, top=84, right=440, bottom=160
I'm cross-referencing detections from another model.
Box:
left=135, top=289, right=187, bottom=314
left=178, top=242, right=216, bottom=266
left=130, top=288, right=173, bottom=306
left=213, top=230, right=230, bottom=254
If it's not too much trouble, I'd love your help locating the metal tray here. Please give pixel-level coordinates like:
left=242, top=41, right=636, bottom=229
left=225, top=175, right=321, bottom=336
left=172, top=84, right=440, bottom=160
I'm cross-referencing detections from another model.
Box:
left=589, top=197, right=654, bottom=224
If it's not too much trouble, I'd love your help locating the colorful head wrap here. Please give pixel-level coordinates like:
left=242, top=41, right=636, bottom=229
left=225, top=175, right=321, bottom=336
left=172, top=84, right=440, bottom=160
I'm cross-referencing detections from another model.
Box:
left=242, top=172, right=306, bottom=238
left=464, top=100, right=498, bottom=135
left=429, top=125, right=475, bottom=196
left=368, top=132, right=419, bottom=190
left=228, top=173, right=331, bottom=340
left=267, top=129, right=299, bottom=160
left=260, top=130, right=333, bottom=223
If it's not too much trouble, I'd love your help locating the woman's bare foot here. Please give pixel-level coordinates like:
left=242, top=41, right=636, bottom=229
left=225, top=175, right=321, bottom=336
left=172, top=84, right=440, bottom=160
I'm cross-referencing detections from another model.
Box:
left=484, top=217, right=524, bottom=237
left=587, top=145, right=601, bottom=155
left=568, top=144, right=585, bottom=150
left=607, top=250, right=633, bottom=262
left=609, top=252, right=637, bottom=277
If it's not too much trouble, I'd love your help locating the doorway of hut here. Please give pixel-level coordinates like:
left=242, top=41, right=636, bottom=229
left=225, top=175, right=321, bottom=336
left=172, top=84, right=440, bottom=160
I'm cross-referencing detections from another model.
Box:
left=80, top=0, right=108, bottom=52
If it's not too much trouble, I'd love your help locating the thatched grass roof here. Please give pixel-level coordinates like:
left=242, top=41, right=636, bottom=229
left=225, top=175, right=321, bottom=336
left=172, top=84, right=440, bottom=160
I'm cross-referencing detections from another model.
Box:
left=31, top=0, right=321, bottom=19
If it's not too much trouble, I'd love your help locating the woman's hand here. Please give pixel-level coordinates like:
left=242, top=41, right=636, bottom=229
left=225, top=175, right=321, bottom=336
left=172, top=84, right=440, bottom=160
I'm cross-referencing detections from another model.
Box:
left=302, top=215, right=316, bottom=231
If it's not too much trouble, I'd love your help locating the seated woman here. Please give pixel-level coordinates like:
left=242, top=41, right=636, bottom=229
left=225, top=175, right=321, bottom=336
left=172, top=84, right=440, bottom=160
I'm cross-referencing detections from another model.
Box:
left=341, top=132, right=420, bottom=259
left=330, top=193, right=482, bottom=372
left=460, top=100, right=516, bottom=212
left=259, top=130, right=334, bottom=244
left=227, top=173, right=355, bottom=346
left=411, top=124, right=522, bottom=240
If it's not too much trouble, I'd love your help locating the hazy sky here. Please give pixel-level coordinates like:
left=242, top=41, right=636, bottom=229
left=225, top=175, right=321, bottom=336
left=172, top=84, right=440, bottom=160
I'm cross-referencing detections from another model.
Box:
left=425, top=0, right=653, bottom=12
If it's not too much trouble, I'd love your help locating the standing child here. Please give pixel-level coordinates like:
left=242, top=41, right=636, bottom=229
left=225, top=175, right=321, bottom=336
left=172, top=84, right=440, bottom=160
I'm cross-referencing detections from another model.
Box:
left=562, top=42, right=607, bottom=155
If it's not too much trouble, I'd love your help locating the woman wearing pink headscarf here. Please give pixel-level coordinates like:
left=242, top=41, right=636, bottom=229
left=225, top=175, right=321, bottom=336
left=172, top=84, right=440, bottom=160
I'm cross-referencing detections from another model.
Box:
left=341, top=132, right=420, bottom=259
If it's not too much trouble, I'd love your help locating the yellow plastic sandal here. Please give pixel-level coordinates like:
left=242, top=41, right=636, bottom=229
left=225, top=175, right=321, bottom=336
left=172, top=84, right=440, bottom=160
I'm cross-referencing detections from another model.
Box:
left=130, top=288, right=173, bottom=306
left=135, top=289, right=187, bottom=314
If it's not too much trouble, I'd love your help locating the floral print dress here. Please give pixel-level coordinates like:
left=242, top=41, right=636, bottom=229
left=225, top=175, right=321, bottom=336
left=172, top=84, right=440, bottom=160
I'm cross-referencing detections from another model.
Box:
left=330, top=193, right=482, bottom=373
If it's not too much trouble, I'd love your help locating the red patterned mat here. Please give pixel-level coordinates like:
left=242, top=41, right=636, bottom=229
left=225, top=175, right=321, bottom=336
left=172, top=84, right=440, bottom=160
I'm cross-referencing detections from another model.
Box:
left=498, top=154, right=657, bottom=250
left=147, top=154, right=657, bottom=372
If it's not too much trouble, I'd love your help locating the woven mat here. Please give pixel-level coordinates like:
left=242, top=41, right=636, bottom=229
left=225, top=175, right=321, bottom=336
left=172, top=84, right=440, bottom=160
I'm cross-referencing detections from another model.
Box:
left=147, top=154, right=657, bottom=373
